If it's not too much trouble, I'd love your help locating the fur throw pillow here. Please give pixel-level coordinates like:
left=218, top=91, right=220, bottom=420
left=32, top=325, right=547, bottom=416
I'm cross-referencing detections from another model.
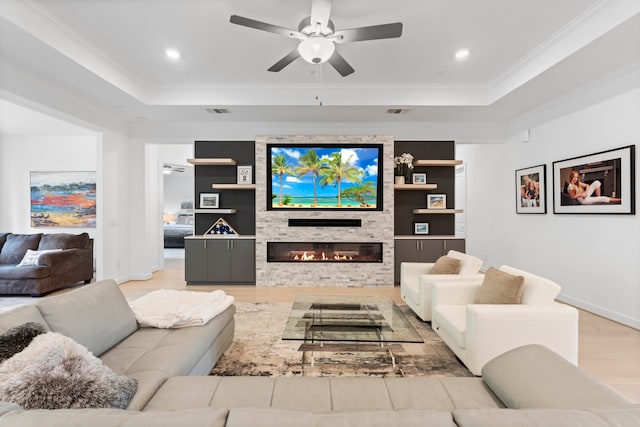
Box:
left=0, top=322, right=47, bottom=363
left=0, top=332, right=137, bottom=409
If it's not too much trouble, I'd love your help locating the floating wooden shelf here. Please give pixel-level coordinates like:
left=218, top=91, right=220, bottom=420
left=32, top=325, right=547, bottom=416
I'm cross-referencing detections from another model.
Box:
left=187, top=158, right=236, bottom=166
left=394, top=184, right=437, bottom=190
left=211, top=184, right=256, bottom=190
left=192, top=209, right=237, bottom=214
left=413, top=160, right=463, bottom=167
left=412, top=209, right=463, bottom=214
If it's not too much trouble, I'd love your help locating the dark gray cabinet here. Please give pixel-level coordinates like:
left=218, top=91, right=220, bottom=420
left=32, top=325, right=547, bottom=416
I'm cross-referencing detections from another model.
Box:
left=185, top=238, right=255, bottom=284
left=394, top=238, right=465, bottom=283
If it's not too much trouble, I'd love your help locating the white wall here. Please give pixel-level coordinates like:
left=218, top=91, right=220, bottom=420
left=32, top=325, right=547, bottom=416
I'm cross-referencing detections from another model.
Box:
left=458, top=87, right=640, bottom=328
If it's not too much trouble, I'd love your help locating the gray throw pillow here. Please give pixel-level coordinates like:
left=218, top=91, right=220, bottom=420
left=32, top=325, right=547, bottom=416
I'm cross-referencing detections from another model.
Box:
left=0, top=322, right=47, bottom=363
left=474, top=267, right=525, bottom=304
left=429, top=256, right=461, bottom=274
left=0, top=332, right=137, bottom=409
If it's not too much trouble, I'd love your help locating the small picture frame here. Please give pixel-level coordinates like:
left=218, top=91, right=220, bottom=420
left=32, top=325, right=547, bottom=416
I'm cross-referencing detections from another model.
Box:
left=412, top=173, right=426, bottom=184
left=414, top=222, right=429, bottom=235
left=237, top=165, right=253, bottom=184
left=427, top=194, right=446, bottom=209
left=199, top=193, right=219, bottom=209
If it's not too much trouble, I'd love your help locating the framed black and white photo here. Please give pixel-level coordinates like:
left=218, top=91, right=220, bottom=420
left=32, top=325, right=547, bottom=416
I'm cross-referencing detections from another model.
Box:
left=414, top=222, right=429, bottom=235
left=199, top=193, right=219, bottom=209
left=552, top=145, right=635, bottom=214
left=516, top=164, right=546, bottom=214
left=237, top=165, right=253, bottom=184
left=412, top=173, right=426, bottom=184
left=427, top=194, right=446, bottom=209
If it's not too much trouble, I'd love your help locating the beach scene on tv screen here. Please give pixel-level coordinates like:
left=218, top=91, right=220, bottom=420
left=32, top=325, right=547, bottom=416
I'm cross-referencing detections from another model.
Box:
left=270, top=146, right=380, bottom=209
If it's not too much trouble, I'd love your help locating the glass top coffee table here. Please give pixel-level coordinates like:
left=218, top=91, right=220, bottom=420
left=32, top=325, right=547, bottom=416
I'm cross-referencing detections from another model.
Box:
left=283, top=295, right=423, bottom=368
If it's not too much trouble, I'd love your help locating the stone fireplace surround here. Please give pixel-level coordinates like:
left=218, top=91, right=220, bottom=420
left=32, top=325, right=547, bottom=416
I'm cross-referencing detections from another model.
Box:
left=255, top=135, right=394, bottom=287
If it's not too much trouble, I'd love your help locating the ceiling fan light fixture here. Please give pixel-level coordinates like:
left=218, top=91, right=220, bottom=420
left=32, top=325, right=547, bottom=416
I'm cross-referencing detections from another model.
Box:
left=298, top=37, right=335, bottom=64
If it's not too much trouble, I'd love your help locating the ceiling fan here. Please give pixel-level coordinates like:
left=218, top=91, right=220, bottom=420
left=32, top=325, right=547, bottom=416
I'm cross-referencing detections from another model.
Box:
left=229, top=0, right=403, bottom=77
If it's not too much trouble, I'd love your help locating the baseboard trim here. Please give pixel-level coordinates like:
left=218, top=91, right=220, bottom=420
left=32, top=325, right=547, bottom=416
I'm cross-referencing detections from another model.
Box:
left=557, top=293, right=639, bottom=329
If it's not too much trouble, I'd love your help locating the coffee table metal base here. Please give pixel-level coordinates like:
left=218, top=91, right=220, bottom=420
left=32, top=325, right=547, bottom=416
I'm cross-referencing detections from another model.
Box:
left=297, top=342, right=403, bottom=369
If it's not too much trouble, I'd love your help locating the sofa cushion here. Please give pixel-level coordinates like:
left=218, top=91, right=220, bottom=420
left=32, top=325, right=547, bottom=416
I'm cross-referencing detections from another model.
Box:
left=37, top=279, right=138, bottom=357
left=447, top=250, right=483, bottom=275
left=433, top=305, right=467, bottom=349
left=226, top=408, right=456, bottom=427
left=0, top=234, right=42, bottom=265
left=0, top=322, right=47, bottom=363
left=0, top=407, right=229, bottom=427
left=38, top=233, right=89, bottom=250
left=0, top=332, right=137, bottom=410
left=0, top=264, right=50, bottom=280
left=481, top=344, right=632, bottom=409
left=17, top=249, right=62, bottom=266
left=0, top=304, right=50, bottom=334
left=452, top=408, right=640, bottom=427
left=499, top=265, right=560, bottom=305
left=0, top=233, right=9, bottom=252
left=473, top=267, right=524, bottom=304
left=429, top=256, right=461, bottom=274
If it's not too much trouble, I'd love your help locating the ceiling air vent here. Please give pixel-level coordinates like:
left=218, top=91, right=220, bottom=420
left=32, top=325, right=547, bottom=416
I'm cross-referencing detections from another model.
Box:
left=206, top=108, right=230, bottom=114
left=386, top=108, right=410, bottom=114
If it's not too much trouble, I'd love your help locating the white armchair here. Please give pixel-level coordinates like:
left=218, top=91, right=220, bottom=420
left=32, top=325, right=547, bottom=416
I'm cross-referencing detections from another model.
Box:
left=401, top=250, right=483, bottom=322
left=431, top=265, right=579, bottom=375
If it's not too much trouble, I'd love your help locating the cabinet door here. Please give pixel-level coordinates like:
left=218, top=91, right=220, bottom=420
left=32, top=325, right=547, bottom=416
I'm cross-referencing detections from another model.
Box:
left=207, top=239, right=232, bottom=282
left=443, top=239, right=465, bottom=254
left=185, top=240, right=208, bottom=282
left=229, top=239, right=255, bottom=283
left=394, top=239, right=422, bottom=283
left=419, top=240, right=445, bottom=263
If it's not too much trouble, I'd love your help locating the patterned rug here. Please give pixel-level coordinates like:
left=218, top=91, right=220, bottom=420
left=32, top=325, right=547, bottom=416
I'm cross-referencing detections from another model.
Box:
left=211, top=302, right=472, bottom=378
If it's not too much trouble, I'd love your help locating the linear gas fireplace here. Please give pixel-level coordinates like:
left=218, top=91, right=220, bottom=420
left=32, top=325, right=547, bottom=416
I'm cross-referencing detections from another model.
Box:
left=267, top=242, right=383, bottom=263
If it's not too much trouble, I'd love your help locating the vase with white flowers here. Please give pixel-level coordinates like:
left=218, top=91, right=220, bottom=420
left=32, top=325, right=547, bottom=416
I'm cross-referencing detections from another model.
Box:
left=394, top=153, right=414, bottom=184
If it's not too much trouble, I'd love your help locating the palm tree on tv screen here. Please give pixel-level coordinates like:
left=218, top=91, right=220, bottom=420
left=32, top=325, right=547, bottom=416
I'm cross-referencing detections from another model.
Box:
left=296, top=149, right=324, bottom=207
left=272, top=154, right=293, bottom=206
left=319, top=152, right=364, bottom=207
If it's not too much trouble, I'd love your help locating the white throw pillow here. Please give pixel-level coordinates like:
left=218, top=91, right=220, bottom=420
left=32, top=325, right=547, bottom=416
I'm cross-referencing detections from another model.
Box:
left=17, top=249, right=62, bottom=266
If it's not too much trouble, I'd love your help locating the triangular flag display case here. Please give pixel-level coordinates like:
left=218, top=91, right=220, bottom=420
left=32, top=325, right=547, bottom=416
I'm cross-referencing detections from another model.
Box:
left=204, top=218, right=238, bottom=235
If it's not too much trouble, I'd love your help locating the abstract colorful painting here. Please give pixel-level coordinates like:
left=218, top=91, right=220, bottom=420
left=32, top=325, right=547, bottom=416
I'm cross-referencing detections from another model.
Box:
left=30, top=171, right=96, bottom=227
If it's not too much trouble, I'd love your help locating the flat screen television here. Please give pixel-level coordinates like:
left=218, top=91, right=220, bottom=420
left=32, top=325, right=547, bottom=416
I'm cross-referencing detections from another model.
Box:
left=267, top=143, right=383, bottom=211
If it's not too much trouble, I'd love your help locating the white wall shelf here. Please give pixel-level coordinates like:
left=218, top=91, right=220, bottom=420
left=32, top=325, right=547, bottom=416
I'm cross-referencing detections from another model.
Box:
left=187, top=158, right=236, bottom=166
left=413, top=160, right=463, bottom=167
left=394, top=184, right=437, bottom=190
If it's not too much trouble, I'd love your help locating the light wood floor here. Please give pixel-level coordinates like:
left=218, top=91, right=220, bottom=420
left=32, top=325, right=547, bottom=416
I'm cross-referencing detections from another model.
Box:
left=120, top=257, right=640, bottom=403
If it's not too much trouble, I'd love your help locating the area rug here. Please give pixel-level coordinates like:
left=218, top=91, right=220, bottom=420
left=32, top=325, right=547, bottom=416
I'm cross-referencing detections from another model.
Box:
left=211, top=302, right=472, bottom=378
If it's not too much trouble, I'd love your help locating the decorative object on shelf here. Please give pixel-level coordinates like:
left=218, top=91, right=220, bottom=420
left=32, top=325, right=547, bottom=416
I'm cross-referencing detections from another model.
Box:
left=237, top=165, right=253, bottom=184
left=516, top=165, right=546, bottom=214
left=412, top=173, right=427, bottom=184
left=394, top=176, right=405, bottom=185
left=552, top=145, right=635, bottom=215
left=204, top=218, right=238, bottom=235
left=427, top=194, right=447, bottom=209
left=414, top=222, right=429, bottom=235
left=199, top=193, right=220, bottom=209
left=30, top=171, right=97, bottom=228
left=394, top=152, right=414, bottom=184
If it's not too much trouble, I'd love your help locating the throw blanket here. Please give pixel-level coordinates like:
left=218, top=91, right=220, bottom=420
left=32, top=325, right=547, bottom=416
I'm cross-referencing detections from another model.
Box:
left=129, top=290, right=234, bottom=328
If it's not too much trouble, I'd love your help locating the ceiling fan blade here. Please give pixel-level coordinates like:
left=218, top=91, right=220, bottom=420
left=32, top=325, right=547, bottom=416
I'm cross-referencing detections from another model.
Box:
left=327, top=50, right=354, bottom=77
left=268, top=48, right=301, bottom=72
left=230, top=15, right=304, bottom=39
left=310, top=0, right=333, bottom=30
left=333, top=22, right=403, bottom=43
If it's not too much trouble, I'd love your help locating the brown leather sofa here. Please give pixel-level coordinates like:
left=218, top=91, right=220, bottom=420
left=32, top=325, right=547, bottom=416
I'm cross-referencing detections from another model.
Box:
left=0, top=232, right=93, bottom=296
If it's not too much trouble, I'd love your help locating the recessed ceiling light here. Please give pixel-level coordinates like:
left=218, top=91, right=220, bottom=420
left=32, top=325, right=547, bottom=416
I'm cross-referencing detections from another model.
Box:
left=455, top=49, right=470, bottom=60
left=165, top=49, right=181, bottom=60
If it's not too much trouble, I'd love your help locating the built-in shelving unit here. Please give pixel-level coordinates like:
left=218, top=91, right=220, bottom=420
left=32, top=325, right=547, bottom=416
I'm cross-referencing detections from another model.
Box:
left=187, top=158, right=236, bottom=166
left=211, top=184, right=256, bottom=190
left=394, top=184, right=437, bottom=190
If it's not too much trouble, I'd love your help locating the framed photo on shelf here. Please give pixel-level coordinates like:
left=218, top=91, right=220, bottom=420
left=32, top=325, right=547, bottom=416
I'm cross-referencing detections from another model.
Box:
left=412, top=173, right=426, bottom=184
left=427, top=194, right=446, bottom=209
left=199, top=193, right=219, bottom=209
left=552, top=145, right=635, bottom=214
left=237, top=165, right=253, bottom=184
left=516, top=164, right=546, bottom=214
left=414, top=222, right=429, bottom=235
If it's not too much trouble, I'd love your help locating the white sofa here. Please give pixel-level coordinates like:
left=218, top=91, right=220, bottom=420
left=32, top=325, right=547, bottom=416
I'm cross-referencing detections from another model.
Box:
left=401, top=250, right=483, bottom=322
left=431, top=265, right=579, bottom=375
